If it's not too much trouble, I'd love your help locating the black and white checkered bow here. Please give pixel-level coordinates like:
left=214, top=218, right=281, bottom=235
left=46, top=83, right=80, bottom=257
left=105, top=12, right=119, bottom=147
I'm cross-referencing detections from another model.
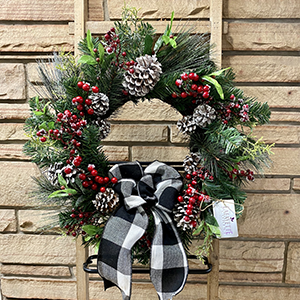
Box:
left=97, top=161, right=188, bottom=300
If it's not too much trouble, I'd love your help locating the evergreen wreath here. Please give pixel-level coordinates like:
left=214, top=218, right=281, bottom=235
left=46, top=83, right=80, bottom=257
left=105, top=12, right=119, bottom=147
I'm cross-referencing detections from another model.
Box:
left=24, top=8, right=272, bottom=263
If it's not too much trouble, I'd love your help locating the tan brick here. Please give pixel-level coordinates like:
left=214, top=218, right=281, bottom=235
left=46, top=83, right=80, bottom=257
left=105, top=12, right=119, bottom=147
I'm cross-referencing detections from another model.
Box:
left=0, top=264, right=71, bottom=277
left=244, top=178, right=290, bottom=191
left=132, top=146, right=189, bottom=161
left=171, top=125, right=189, bottom=144
left=103, top=145, right=129, bottom=161
left=109, top=99, right=181, bottom=122
left=0, top=144, right=29, bottom=160
left=0, top=123, right=27, bottom=141
left=105, top=124, right=168, bottom=143
left=219, top=272, right=282, bottom=283
left=270, top=111, right=300, bottom=123
left=240, top=86, right=300, bottom=109
left=0, top=234, right=75, bottom=265
left=238, top=194, right=300, bottom=238
left=293, top=178, right=300, bottom=191
left=0, top=64, right=26, bottom=100
left=286, top=242, right=300, bottom=284
left=0, top=25, right=73, bottom=52
left=0, top=103, right=30, bottom=120
left=108, top=0, right=210, bottom=19
left=0, top=210, right=16, bottom=232
left=224, top=0, right=300, bottom=18
left=19, top=209, right=59, bottom=233
left=88, top=0, right=104, bottom=21
left=222, top=56, right=300, bottom=82
left=223, top=23, right=300, bottom=51
left=0, top=162, right=41, bottom=207
left=0, top=0, right=74, bottom=21
left=267, top=148, right=300, bottom=176
left=246, top=125, right=300, bottom=144
left=219, top=240, right=285, bottom=272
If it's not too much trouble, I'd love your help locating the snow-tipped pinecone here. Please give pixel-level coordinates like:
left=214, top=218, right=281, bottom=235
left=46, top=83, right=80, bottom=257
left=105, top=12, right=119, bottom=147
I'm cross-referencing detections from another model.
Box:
left=183, top=153, right=202, bottom=174
left=92, top=188, right=119, bottom=213
left=177, top=115, right=196, bottom=134
left=92, top=118, right=111, bottom=139
left=123, top=54, right=162, bottom=97
left=46, top=162, right=64, bottom=185
left=173, top=202, right=198, bottom=231
left=192, top=104, right=216, bottom=128
left=88, top=92, right=109, bottom=116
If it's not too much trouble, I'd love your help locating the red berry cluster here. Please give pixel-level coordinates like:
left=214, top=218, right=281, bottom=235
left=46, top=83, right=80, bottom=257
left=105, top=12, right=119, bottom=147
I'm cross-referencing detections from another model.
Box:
left=139, top=234, right=152, bottom=249
left=172, top=72, right=212, bottom=103
left=72, top=81, right=99, bottom=116
left=228, top=167, right=254, bottom=181
left=78, top=164, right=118, bottom=192
left=65, top=208, right=94, bottom=237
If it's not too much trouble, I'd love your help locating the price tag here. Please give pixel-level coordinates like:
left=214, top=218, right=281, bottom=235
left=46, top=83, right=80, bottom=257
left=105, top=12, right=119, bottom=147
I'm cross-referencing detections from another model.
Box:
left=213, top=200, right=238, bottom=238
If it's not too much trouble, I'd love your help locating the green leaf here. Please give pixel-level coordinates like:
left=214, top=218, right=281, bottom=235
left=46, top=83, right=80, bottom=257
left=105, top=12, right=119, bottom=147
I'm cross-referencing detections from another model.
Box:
left=78, top=55, right=97, bottom=65
left=39, top=122, right=48, bottom=131
left=98, top=43, right=105, bottom=63
left=154, top=36, right=163, bottom=52
left=162, top=35, right=170, bottom=45
left=48, top=189, right=77, bottom=198
left=33, top=111, right=44, bottom=116
left=82, top=225, right=98, bottom=236
left=144, top=34, right=153, bottom=55
left=35, top=96, right=40, bottom=110
left=193, top=220, right=205, bottom=235
left=207, top=223, right=221, bottom=237
left=47, top=122, right=55, bottom=129
left=57, top=174, right=68, bottom=188
left=86, top=30, right=94, bottom=54
left=209, top=67, right=231, bottom=77
left=202, top=75, right=224, bottom=99
left=75, top=195, right=85, bottom=206
left=167, top=11, right=175, bottom=36
left=204, top=214, right=219, bottom=227
left=42, top=101, right=51, bottom=113
left=169, top=38, right=177, bottom=48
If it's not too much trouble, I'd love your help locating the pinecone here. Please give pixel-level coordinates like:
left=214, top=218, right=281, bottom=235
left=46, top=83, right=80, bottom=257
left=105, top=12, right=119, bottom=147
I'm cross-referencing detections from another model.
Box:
left=177, top=115, right=196, bottom=134
left=46, top=163, right=79, bottom=185
left=92, top=118, right=111, bottom=139
left=183, top=153, right=201, bottom=174
left=92, top=188, right=119, bottom=213
left=88, top=92, right=109, bottom=116
left=192, top=104, right=216, bottom=128
left=173, top=202, right=197, bottom=231
left=123, top=54, right=162, bottom=97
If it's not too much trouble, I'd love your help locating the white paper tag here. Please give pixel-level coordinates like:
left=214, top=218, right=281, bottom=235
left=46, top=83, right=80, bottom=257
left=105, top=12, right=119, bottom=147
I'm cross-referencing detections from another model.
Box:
left=213, top=200, right=238, bottom=239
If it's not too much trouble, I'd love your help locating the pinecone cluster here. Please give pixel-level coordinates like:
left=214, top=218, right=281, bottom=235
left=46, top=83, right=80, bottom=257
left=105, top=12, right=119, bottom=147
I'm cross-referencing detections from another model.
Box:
left=177, top=104, right=216, bottom=134
left=92, top=188, right=119, bottom=213
left=88, top=92, right=109, bottom=116
left=183, top=153, right=202, bottom=174
left=123, top=54, right=162, bottom=97
left=91, top=118, right=111, bottom=139
left=46, top=162, right=79, bottom=185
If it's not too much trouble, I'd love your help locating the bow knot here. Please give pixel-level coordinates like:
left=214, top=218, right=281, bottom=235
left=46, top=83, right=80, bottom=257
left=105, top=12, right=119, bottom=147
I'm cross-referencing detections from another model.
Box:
left=97, top=161, right=188, bottom=300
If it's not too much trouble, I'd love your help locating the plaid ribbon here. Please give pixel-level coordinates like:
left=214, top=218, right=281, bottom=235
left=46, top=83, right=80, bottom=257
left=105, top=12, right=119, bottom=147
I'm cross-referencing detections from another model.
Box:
left=97, top=161, right=188, bottom=300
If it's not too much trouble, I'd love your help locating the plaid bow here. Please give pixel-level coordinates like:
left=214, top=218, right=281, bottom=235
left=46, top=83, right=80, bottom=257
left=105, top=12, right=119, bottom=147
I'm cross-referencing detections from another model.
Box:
left=97, top=161, right=188, bottom=300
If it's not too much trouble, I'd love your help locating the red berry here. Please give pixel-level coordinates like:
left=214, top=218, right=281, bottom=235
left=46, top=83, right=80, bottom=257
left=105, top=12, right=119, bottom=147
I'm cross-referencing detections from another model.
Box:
left=232, top=168, right=238, bottom=175
left=181, top=73, right=188, bottom=81
left=191, top=180, right=197, bottom=186
left=78, top=213, right=84, bottom=218
left=77, top=81, right=84, bottom=88
left=57, top=112, right=63, bottom=119
left=193, top=74, right=199, bottom=81
left=191, top=84, right=198, bottom=91
left=72, top=98, right=77, bottom=104
left=40, top=137, right=47, bottom=142
left=192, top=171, right=198, bottom=176
left=77, top=104, right=84, bottom=111
left=91, top=184, right=98, bottom=190
left=79, top=112, right=85, bottom=117
left=104, top=177, right=110, bottom=184
left=129, top=68, right=134, bottom=74
left=82, top=83, right=90, bottom=92
left=111, top=177, right=118, bottom=184
left=186, top=209, right=193, bottom=215
left=92, top=86, right=99, bottom=93
left=77, top=130, right=82, bottom=136
left=189, top=197, right=196, bottom=205
left=230, top=94, right=235, bottom=100
left=79, top=173, right=86, bottom=180
left=177, top=196, right=184, bottom=202
left=88, top=164, right=95, bottom=172
left=97, top=177, right=104, bottom=184
left=76, top=96, right=84, bottom=103
left=187, top=204, right=193, bottom=210
left=172, top=92, right=177, bottom=98
left=76, top=142, right=81, bottom=147
left=72, top=232, right=77, bottom=237
left=122, top=51, right=127, bottom=57
left=73, top=159, right=81, bottom=167
left=203, top=85, right=210, bottom=92
left=197, top=85, right=203, bottom=93
left=85, top=98, right=92, bottom=105
left=188, top=73, right=195, bottom=80
left=175, top=79, right=182, bottom=87
left=186, top=188, right=193, bottom=195
left=91, top=169, right=98, bottom=176
left=223, top=120, right=228, bottom=124
left=186, top=174, right=192, bottom=180
left=184, top=216, right=190, bottom=222
left=191, top=220, right=197, bottom=227
left=181, top=92, right=187, bottom=98
left=71, top=213, right=76, bottom=218
left=82, top=181, right=89, bottom=188
left=104, top=33, right=110, bottom=40
left=64, top=167, right=72, bottom=174
left=87, top=108, right=94, bottom=115
left=100, top=187, right=106, bottom=193
left=202, top=91, right=209, bottom=99
left=122, top=90, right=129, bottom=96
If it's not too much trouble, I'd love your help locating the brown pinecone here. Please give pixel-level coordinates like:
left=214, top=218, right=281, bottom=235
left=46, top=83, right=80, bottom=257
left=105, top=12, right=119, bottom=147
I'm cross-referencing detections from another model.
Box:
left=123, top=54, right=162, bottom=97
left=92, top=188, right=119, bottom=213
left=183, top=153, right=202, bottom=174
left=92, top=118, right=111, bottom=139
left=176, top=115, right=196, bottom=134
left=88, top=92, right=109, bottom=116
left=192, top=104, right=216, bottom=128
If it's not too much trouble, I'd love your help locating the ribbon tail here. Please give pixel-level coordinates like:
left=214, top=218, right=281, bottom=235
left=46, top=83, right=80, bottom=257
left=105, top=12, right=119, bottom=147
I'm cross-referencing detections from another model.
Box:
left=97, top=206, right=148, bottom=300
left=150, top=208, right=189, bottom=300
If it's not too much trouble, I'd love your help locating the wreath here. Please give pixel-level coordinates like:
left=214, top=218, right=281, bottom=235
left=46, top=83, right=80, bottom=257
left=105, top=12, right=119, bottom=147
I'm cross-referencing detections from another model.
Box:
left=24, top=8, right=272, bottom=298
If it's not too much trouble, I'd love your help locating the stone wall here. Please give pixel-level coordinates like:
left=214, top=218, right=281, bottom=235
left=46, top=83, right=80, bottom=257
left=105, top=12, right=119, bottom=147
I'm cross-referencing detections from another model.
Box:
left=0, top=0, right=300, bottom=299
